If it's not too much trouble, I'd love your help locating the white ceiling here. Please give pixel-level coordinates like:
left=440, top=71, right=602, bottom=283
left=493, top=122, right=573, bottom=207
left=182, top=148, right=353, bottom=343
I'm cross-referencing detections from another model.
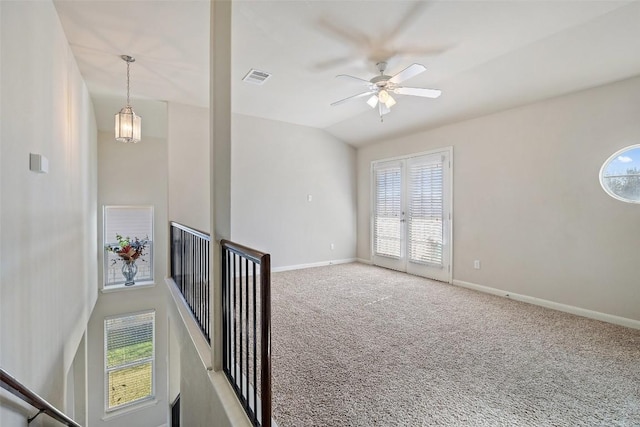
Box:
left=54, top=0, right=640, bottom=147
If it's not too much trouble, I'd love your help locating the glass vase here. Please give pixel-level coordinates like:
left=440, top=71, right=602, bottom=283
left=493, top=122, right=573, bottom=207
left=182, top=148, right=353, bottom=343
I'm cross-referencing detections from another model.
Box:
left=122, top=261, right=138, bottom=286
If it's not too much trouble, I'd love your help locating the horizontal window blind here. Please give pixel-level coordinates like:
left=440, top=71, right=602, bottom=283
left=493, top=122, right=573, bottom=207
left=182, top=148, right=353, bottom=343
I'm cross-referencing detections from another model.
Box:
left=104, top=206, right=153, bottom=245
left=105, top=311, right=155, bottom=410
left=408, top=159, right=443, bottom=266
left=374, top=165, right=402, bottom=258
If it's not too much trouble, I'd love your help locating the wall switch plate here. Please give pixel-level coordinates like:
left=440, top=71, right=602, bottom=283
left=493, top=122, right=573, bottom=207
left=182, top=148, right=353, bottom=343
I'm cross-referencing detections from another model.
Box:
left=307, top=194, right=312, bottom=202
left=474, top=260, right=481, bottom=269
left=29, top=153, right=49, bottom=173
left=330, top=243, right=335, bottom=250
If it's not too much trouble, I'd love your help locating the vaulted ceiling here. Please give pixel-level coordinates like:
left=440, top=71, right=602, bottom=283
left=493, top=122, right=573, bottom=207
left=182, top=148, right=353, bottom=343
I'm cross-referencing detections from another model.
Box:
left=54, top=0, right=640, bottom=147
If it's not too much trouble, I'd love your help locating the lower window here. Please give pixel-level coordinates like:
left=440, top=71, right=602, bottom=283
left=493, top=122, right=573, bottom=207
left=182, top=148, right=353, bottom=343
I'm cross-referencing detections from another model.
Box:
left=105, top=310, right=155, bottom=411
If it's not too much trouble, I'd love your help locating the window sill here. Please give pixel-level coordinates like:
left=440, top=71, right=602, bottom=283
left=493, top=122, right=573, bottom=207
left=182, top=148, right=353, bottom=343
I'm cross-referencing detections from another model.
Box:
left=102, top=398, right=158, bottom=421
left=101, top=281, right=155, bottom=293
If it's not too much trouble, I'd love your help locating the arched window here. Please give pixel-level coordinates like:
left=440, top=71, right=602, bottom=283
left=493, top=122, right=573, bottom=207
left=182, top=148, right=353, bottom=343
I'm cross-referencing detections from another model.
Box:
left=600, top=145, right=640, bottom=203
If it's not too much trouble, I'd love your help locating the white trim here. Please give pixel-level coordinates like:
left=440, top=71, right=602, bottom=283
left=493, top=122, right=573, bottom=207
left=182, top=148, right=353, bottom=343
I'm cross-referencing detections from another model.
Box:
left=370, top=146, right=454, bottom=165
left=452, top=279, right=640, bottom=330
left=100, top=281, right=156, bottom=293
left=356, top=258, right=372, bottom=265
left=271, top=258, right=357, bottom=273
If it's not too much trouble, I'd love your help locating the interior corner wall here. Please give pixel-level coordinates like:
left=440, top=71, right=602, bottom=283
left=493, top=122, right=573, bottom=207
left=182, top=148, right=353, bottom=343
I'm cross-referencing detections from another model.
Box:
left=165, top=295, right=242, bottom=427
left=167, top=102, right=210, bottom=233
left=357, top=75, right=640, bottom=322
left=86, top=130, right=169, bottom=427
left=231, top=114, right=357, bottom=269
left=0, top=0, right=98, bottom=424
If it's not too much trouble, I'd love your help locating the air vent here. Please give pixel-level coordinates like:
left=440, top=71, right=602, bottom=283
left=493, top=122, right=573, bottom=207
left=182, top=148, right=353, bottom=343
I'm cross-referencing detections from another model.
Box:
left=242, top=69, right=271, bottom=85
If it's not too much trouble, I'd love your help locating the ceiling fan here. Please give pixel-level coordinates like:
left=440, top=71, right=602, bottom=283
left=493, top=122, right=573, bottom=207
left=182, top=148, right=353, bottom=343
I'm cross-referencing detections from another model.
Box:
left=331, top=62, right=441, bottom=121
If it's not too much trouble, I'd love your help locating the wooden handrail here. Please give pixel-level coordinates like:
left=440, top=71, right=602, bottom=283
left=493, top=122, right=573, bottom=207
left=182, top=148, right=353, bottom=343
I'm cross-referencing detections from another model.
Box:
left=0, top=368, right=81, bottom=427
left=220, top=239, right=267, bottom=265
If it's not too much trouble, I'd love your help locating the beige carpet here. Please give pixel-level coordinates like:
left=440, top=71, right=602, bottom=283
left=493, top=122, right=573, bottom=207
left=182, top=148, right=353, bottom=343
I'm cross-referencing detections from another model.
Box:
left=270, top=263, right=640, bottom=426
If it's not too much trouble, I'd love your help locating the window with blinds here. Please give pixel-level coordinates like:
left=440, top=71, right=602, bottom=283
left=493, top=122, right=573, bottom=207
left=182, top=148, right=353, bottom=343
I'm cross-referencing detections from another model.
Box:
left=104, top=206, right=154, bottom=287
left=105, top=310, right=155, bottom=411
left=373, top=165, right=402, bottom=258
left=408, top=159, right=444, bottom=266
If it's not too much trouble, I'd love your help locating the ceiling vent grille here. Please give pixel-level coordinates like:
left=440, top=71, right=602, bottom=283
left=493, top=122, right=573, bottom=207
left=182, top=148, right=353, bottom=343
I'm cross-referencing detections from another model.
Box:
left=242, top=69, right=271, bottom=85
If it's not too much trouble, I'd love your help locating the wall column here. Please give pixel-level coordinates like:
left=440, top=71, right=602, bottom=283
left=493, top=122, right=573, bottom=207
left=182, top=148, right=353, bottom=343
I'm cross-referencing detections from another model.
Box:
left=210, top=0, right=232, bottom=372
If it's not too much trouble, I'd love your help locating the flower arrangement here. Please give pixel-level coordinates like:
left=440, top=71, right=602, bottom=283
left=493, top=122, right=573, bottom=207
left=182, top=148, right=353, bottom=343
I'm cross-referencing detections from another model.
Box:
left=106, top=234, right=149, bottom=264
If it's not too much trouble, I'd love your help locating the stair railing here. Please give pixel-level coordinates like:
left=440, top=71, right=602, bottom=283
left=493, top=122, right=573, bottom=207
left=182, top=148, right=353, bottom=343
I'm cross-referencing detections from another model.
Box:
left=0, top=367, right=81, bottom=427
left=221, top=239, right=271, bottom=427
left=170, top=221, right=211, bottom=342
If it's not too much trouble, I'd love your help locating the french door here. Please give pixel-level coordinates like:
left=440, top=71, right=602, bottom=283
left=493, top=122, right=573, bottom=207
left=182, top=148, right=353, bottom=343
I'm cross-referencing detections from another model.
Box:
left=371, top=149, right=452, bottom=282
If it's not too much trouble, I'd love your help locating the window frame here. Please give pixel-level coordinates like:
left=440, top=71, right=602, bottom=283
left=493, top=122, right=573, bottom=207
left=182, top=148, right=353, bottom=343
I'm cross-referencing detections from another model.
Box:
left=104, top=310, right=156, bottom=413
left=103, top=205, right=155, bottom=289
left=599, top=144, right=640, bottom=204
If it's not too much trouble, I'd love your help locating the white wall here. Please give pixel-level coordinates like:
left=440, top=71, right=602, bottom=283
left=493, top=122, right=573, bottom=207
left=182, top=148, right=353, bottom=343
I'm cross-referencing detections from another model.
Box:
left=232, top=114, right=357, bottom=268
left=87, top=130, right=169, bottom=426
left=0, top=1, right=98, bottom=424
left=358, top=75, right=640, bottom=322
left=165, top=279, right=251, bottom=427
left=86, top=286, right=169, bottom=427
left=167, top=102, right=210, bottom=233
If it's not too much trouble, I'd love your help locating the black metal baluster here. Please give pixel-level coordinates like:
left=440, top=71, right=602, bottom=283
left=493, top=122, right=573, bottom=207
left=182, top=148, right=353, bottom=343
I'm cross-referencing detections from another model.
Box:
left=228, top=248, right=232, bottom=368
left=238, top=252, right=242, bottom=393
left=233, top=252, right=238, bottom=386
left=222, top=246, right=227, bottom=372
left=260, top=254, right=272, bottom=427
left=252, top=261, right=257, bottom=424
left=245, top=258, right=250, bottom=408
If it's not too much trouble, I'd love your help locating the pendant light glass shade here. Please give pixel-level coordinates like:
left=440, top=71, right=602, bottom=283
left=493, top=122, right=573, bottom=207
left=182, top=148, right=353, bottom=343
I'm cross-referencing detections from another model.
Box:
left=115, top=106, right=142, bottom=143
left=115, top=55, right=141, bottom=143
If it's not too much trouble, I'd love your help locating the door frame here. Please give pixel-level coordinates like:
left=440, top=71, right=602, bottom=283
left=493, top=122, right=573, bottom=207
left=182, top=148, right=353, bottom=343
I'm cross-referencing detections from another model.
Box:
left=370, top=147, right=453, bottom=283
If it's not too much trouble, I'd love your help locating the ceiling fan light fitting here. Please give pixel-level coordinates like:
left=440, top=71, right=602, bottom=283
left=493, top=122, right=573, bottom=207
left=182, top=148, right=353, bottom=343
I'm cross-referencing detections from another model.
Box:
left=378, top=89, right=390, bottom=103
left=367, top=95, right=379, bottom=108
left=384, top=95, right=396, bottom=108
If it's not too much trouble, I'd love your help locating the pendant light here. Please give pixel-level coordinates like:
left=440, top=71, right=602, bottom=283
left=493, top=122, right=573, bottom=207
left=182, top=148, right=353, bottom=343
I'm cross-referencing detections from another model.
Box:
left=114, top=55, right=142, bottom=143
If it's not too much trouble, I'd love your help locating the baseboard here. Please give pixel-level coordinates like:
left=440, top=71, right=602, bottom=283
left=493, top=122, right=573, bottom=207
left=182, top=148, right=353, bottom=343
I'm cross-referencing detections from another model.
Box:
left=452, top=279, right=640, bottom=330
left=272, top=258, right=357, bottom=273
left=356, top=258, right=372, bottom=265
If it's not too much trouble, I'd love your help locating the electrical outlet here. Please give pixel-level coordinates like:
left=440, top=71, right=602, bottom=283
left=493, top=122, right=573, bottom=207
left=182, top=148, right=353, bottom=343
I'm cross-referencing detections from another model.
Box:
left=330, top=243, right=335, bottom=250
left=474, top=260, right=481, bottom=269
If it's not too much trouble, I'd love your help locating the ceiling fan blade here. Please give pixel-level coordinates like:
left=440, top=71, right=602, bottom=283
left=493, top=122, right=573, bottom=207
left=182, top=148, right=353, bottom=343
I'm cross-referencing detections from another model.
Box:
left=384, top=2, right=429, bottom=44
left=394, top=87, right=442, bottom=98
left=313, top=56, right=360, bottom=71
left=336, top=74, right=372, bottom=85
left=389, top=63, right=427, bottom=84
left=331, top=90, right=375, bottom=106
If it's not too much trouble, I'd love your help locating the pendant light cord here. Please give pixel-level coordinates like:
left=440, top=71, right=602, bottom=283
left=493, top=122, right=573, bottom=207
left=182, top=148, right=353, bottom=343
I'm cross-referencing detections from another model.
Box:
left=126, top=59, right=131, bottom=107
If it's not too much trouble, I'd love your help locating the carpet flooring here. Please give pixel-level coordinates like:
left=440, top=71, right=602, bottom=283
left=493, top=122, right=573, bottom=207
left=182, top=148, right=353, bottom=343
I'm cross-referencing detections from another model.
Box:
left=269, top=263, right=640, bottom=426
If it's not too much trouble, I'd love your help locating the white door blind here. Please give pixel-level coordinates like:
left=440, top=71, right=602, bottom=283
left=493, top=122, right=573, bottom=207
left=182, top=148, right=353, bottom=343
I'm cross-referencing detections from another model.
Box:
left=374, top=165, right=402, bottom=258
left=408, top=159, right=444, bottom=266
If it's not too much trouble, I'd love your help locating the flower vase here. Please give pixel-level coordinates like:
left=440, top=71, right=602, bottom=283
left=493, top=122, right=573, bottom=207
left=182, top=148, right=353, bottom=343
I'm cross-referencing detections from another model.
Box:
left=122, top=261, right=138, bottom=286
